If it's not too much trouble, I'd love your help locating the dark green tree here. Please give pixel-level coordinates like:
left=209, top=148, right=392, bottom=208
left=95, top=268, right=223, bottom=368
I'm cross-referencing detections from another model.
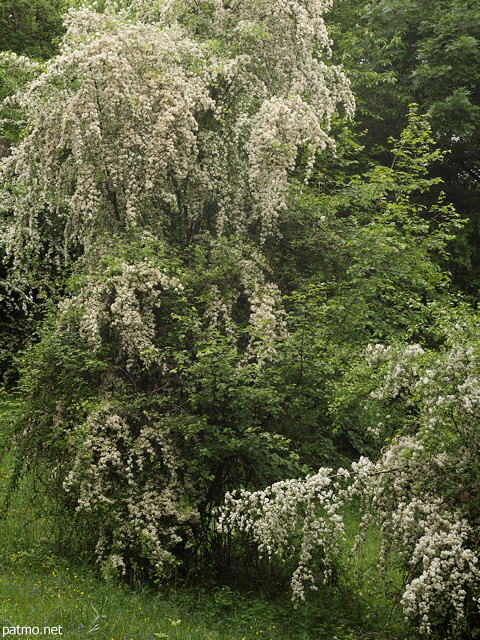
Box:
left=0, top=0, right=66, bottom=60
left=326, top=0, right=480, bottom=300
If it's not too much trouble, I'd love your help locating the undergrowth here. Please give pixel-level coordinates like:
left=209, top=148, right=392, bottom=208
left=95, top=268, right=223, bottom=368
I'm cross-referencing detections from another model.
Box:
left=0, top=392, right=409, bottom=640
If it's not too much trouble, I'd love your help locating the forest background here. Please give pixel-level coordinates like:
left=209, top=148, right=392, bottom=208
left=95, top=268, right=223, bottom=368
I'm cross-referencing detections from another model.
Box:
left=1, top=0, right=480, bottom=638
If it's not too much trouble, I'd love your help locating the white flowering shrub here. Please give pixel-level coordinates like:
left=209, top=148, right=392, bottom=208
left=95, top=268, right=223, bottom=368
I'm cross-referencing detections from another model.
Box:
left=0, top=0, right=355, bottom=392
left=354, top=441, right=480, bottom=637
left=219, top=467, right=350, bottom=601
left=357, top=321, right=480, bottom=630
left=0, top=0, right=355, bottom=575
left=6, top=5, right=478, bottom=634
left=219, top=310, right=480, bottom=637
left=63, top=405, right=203, bottom=577
left=60, top=240, right=185, bottom=368
left=4, top=232, right=300, bottom=577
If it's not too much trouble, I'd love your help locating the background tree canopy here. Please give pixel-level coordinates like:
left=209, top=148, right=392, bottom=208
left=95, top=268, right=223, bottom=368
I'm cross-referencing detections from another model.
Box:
left=326, top=0, right=480, bottom=299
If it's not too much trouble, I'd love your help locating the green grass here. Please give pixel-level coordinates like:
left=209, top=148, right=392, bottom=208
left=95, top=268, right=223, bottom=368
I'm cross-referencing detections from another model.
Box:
left=0, top=551, right=392, bottom=640
left=341, top=502, right=406, bottom=636
left=0, top=393, right=409, bottom=640
left=0, top=559, right=389, bottom=640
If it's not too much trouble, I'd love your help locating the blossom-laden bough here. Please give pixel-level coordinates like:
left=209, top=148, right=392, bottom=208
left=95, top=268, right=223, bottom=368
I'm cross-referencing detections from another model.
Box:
left=1, top=0, right=354, bottom=276
left=220, top=324, right=480, bottom=637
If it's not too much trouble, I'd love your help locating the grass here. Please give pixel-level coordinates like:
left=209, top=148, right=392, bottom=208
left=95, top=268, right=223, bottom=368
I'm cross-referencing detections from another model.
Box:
left=0, top=394, right=409, bottom=640
left=341, top=503, right=406, bottom=635
left=0, top=551, right=389, bottom=640
left=0, top=559, right=386, bottom=640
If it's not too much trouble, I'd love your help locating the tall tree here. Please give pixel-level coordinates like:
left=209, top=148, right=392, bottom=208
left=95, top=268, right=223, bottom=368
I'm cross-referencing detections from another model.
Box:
left=0, top=0, right=354, bottom=575
left=326, top=0, right=480, bottom=299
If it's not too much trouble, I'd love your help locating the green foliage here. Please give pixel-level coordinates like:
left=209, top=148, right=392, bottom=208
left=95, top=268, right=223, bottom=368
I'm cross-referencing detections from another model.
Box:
left=3, top=103, right=465, bottom=590
left=327, top=0, right=480, bottom=300
left=277, top=107, right=461, bottom=339
left=0, top=442, right=410, bottom=639
left=3, top=233, right=303, bottom=579
left=0, top=0, right=66, bottom=60
left=264, top=108, right=463, bottom=463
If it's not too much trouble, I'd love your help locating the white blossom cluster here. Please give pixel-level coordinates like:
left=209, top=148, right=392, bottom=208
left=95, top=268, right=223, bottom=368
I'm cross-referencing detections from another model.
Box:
left=353, top=441, right=480, bottom=635
left=248, top=281, right=285, bottom=343
left=238, top=259, right=287, bottom=357
left=1, top=0, right=353, bottom=273
left=359, top=335, right=480, bottom=634
left=60, top=251, right=184, bottom=368
left=63, top=406, right=201, bottom=577
left=200, top=239, right=287, bottom=353
left=0, top=51, right=43, bottom=77
left=220, top=446, right=480, bottom=633
left=218, top=467, right=350, bottom=601
left=365, top=338, right=480, bottom=449
left=365, top=342, right=426, bottom=400
left=2, top=9, right=212, bottom=259
left=247, top=95, right=337, bottom=242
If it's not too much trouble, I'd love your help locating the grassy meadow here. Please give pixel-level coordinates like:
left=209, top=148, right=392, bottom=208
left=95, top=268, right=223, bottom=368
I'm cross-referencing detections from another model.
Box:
left=0, top=393, right=408, bottom=640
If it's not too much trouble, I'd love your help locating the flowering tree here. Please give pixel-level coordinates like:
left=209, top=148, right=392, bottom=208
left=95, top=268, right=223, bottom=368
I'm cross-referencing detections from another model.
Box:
left=1, top=0, right=353, bottom=264
left=0, top=0, right=355, bottom=577
left=4, top=4, right=476, bottom=636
